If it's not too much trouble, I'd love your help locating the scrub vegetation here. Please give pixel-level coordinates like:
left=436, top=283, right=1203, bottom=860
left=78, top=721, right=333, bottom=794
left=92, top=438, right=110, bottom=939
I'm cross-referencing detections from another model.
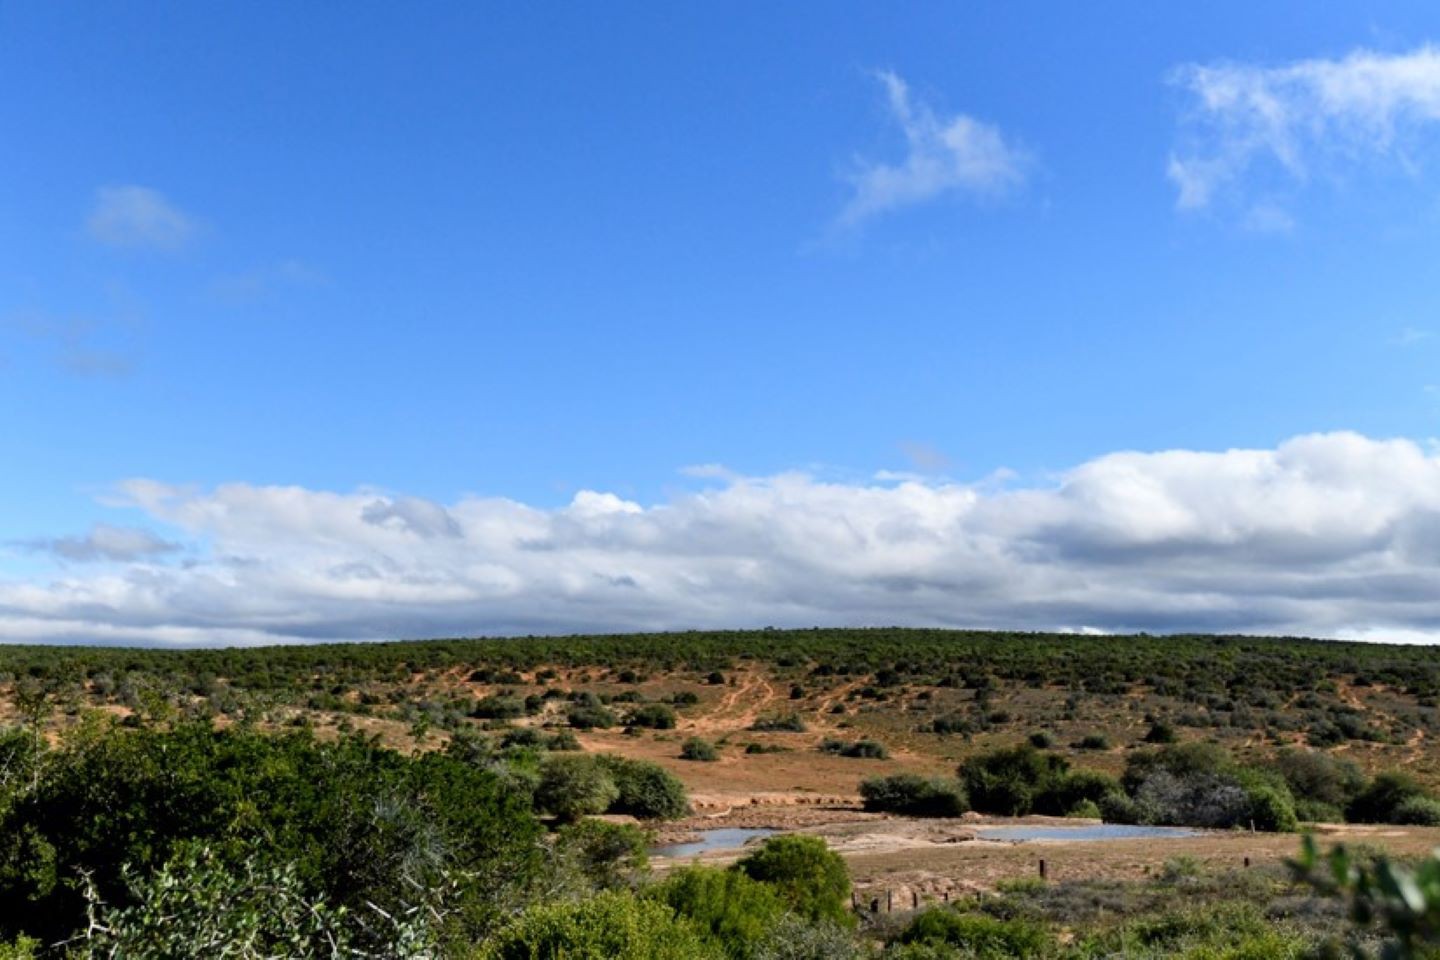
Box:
left=2, top=628, right=1439, bottom=956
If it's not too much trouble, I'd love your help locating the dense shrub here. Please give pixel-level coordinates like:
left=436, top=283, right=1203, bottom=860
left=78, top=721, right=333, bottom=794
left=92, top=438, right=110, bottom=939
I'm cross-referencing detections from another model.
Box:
left=650, top=866, right=785, bottom=959
left=1074, top=733, right=1111, bottom=751
left=1117, top=745, right=1299, bottom=831
left=819, top=738, right=889, bottom=759
left=535, top=755, right=620, bottom=821
left=568, top=704, right=620, bottom=730
left=471, top=694, right=525, bottom=719
left=0, top=724, right=544, bottom=947
left=1348, top=772, right=1432, bottom=824
left=750, top=714, right=807, bottom=733
left=860, top=774, right=969, bottom=817
left=1143, top=720, right=1178, bottom=744
left=1034, top=769, right=1123, bottom=817
left=1392, top=795, right=1440, bottom=826
left=627, top=704, right=677, bottom=730
left=681, top=738, right=720, bottom=762
left=895, top=909, right=1053, bottom=959
left=478, top=890, right=723, bottom=960
left=553, top=820, right=651, bottom=892
left=598, top=756, right=690, bottom=820
left=735, top=836, right=852, bottom=926
left=1269, top=750, right=1366, bottom=811
left=958, top=745, right=1069, bottom=816
left=754, top=916, right=866, bottom=960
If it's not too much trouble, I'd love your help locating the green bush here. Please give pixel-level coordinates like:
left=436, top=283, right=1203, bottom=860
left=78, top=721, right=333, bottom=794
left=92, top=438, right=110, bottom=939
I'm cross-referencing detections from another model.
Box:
left=1144, top=720, right=1178, bottom=744
left=0, top=724, right=544, bottom=946
left=755, top=916, right=865, bottom=960
left=958, top=745, right=1068, bottom=816
left=650, top=865, right=785, bottom=959
left=1074, top=733, right=1111, bottom=751
left=896, top=909, right=1053, bottom=959
left=535, top=755, right=620, bottom=821
left=553, top=819, right=651, bottom=891
left=1348, top=772, right=1431, bottom=824
left=1293, top=798, right=1346, bottom=824
left=750, top=714, right=807, bottom=733
left=1392, top=794, right=1440, bottom=826
left=735, top=835, right=852, bottom=926
left=1034, top=769, right=1122, bottom=817
left=819, top=738, right=889, bottom=759
left=1269, top=749, right=1365, bottom=811
left=681, top=738, right=721, bottom=762
left=479, top=890, right=724, bottom=960
left=0, top=937, right=36, bottom=960
left=598, top=756, right=690, bottom=820
left=627, top=704, right=678, bottom=730
left=1066, top=799, right=1102, bottom=819
left=568, top=704, right=620, bottom=730
left=859, top=774, right=968, bottom=817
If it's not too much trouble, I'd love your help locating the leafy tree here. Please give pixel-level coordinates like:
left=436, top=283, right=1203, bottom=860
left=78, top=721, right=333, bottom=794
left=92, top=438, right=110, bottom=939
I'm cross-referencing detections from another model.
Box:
left=859, top=774, right=968, bottom=817
left=735, top=836, right=852, bottom=926
left=553, top=820, right=651, bottom=891
left=650, top=865, right=786, bottom=959
left=1349, top=772, right=1433, bottom=824
left=599, top=756, right=689, bottom=820
left=626, top=704, right=677, bottom=730
left=958, top=745, right=1068, bottom=816
left=0, top=723, right=544, bottom=946
left=535, top=755, right=619, bottom=822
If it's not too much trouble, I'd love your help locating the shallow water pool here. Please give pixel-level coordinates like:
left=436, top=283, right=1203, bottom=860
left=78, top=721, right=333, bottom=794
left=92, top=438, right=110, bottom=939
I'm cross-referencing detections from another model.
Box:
left=975, top=824, right=1201, bottom=842
left=651, top=828, right=777, bottom=858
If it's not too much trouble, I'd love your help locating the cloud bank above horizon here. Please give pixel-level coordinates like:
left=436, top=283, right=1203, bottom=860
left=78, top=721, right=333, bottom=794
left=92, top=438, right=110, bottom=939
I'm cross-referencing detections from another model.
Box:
left=4, top=431, right=1440, bottom=647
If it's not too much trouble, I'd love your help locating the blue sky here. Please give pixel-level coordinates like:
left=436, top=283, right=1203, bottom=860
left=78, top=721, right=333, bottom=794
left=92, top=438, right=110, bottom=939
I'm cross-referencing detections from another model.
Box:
left=6, top=4, right=1440, bottom=644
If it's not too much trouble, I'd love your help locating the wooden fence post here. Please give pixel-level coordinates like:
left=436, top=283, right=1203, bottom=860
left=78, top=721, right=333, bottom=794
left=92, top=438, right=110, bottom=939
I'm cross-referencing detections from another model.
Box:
left=1038, top=858, right=1047, bottom=881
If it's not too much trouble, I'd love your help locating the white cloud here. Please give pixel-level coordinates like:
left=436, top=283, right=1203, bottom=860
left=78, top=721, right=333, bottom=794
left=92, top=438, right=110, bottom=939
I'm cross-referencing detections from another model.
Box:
left=838, top=71, right=1028, bottom=227
left=7, top=433, right=1440, bottom=645
left=1168, top=45, right=1440, bottom=211
left=86, top=185, right=196, bottom=251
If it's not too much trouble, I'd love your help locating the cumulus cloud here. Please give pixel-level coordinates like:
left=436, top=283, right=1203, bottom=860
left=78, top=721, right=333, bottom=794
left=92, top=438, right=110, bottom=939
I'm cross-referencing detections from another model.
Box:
left=1168, top=45, right=1440, bottom=212
left=838, top=71, right=1028, bottom=227
left=86, top=185, right=196, bottom=251
left=4, top=432, right=1440, bottom=646
left=18, top=523, right=179, bottom=563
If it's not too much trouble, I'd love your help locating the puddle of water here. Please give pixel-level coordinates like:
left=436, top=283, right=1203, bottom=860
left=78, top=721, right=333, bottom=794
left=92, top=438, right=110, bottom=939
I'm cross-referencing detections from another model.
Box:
left=975, top=824, right=1201, bottom=842
left=652, top=828, right=777, bottom=858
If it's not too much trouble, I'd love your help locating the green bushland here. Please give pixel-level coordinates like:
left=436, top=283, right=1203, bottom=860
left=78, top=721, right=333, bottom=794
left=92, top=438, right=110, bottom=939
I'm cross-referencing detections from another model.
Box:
left=478, top=890, right=724, bottom=960
left=0, top=721, right=544, bottom=950
left=650, top=865, right=786, bottom=959
left=735, top=835, right=852, bottom=927
left=860, top=774, right=969, bottom=817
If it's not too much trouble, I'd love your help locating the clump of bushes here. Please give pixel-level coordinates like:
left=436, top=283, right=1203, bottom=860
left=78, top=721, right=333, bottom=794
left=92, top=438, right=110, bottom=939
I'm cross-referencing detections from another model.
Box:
left=598, top=756, right=690, bottom=821
left=479, top=889, right=722, bottom=960
left=750, top=714, right=807, bottom=733
left=625, top=703, right=677, bottom=730
left=819, top=738, right=889, bottom=759
left=859, top=774, right=968, bottom=817
left=735, top=835, right=852, bottom=926
left=681, top=738, right=720, bottom=762
left=893, top=908, right=1053, bottom=958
